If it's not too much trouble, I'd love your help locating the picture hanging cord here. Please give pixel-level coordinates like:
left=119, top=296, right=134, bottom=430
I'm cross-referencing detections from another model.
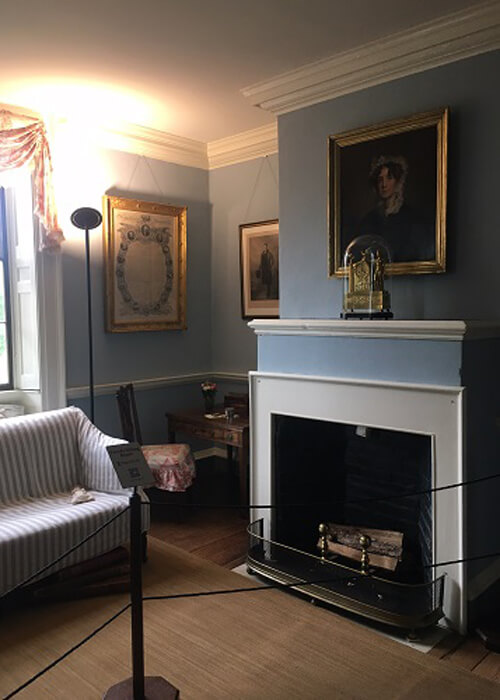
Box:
left=243, top=154, right=278, bottom=223
left=124, top=154, right=166, bottom=201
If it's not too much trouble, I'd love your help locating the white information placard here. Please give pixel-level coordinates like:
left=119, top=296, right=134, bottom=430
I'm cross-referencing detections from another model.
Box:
left=106, top=443, right=155, bottom=488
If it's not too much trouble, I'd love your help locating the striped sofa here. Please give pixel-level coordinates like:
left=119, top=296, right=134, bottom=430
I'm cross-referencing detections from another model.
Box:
left=0, top=406, right=149, bottom=598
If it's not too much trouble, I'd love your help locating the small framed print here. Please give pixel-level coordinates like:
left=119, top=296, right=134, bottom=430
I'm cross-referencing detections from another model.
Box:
left=239, top=219, right=279, bottom=319
left=103, top=195, right=187, bottom=332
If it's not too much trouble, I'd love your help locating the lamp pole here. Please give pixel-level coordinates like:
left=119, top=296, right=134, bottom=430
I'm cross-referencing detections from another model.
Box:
left=70, top=207, right=102, bottom=424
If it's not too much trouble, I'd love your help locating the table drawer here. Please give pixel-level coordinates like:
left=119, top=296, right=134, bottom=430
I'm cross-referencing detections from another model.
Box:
left=172, top=420, right=242, bottom=446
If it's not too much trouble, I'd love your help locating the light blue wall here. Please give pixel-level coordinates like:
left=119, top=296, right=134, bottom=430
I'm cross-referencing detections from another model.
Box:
left=257, top=335, right=463, bottom=386
left=64, top=148, right=279, bottom=438
left=278, top=50, right=500, bottom=320
left=209, top=155, right=279, bottom=373
left=62, top=148, right=211, bottom=434
left=264, top=51, right=500, bottom=591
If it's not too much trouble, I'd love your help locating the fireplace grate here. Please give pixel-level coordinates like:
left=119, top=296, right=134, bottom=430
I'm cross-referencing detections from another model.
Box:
left=247, top=519, right=445, bottom=631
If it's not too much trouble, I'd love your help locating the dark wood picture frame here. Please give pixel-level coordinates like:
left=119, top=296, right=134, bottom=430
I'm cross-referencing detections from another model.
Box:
left=328, top=108, right=448, bottom=277
left=239, top=219, right=279, bottom=319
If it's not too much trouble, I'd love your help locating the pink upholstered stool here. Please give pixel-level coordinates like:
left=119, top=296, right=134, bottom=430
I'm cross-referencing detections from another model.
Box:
left=141, top=443, right=196, bottom=492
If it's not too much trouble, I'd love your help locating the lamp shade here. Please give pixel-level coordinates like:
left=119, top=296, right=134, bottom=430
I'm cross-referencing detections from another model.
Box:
left=70, top=207, right=102, bottom=230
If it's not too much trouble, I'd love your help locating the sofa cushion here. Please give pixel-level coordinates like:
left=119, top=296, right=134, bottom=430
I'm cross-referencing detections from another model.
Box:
left=0, top=408, right=80, bottom=504
left=0, top=491, right=130, bottom=596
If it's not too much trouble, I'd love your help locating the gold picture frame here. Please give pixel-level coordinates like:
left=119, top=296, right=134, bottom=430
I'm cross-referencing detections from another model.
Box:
left=239, top=219, right=279, bottom=319
left=103, top=195, right=187, bottom=332
left=328, top=107, right=448, bottom=277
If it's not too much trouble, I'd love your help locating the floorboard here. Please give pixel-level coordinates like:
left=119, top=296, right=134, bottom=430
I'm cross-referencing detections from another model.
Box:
left=147, top=456, right=500, bottom=685
left=2, top=538, right=500, bottom=700
left=2, top=456, right=499, bottom=696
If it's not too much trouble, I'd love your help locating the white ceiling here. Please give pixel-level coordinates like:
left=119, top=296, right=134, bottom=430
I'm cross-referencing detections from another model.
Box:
left=0, top=0, right=492, bottom=143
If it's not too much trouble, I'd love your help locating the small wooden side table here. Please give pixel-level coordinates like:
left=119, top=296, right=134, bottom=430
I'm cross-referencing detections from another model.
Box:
left=166, top=408, right=250, bottom=508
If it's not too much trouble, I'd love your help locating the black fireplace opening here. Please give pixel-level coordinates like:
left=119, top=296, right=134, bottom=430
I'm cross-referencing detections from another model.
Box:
left=272, top=414, right=433, bottom=585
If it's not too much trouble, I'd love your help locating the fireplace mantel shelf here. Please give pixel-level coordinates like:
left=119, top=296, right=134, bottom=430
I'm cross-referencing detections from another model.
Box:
left=248, top=319, right=500, bottom=341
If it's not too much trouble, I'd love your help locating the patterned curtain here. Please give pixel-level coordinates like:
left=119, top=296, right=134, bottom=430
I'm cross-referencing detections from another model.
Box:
left=0, top=109, right=64, bottom=250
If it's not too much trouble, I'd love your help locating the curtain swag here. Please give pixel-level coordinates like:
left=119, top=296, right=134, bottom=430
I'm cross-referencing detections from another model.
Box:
left=0, top=109, right=64, bottom=250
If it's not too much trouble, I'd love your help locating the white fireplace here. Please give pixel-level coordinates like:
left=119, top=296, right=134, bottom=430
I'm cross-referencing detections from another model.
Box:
left=249, top=319, right=500, bottom=635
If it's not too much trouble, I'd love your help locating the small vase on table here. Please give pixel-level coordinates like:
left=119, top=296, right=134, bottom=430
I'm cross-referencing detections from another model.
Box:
left=201, top=381, right=217, bottom=415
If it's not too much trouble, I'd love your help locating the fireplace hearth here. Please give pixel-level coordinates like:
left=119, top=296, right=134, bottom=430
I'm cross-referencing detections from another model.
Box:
left=247, top=518, right=445, bottom=630
left=272, top=415, right=433, bottom=585
left=246, top=413, right=443, bottom=630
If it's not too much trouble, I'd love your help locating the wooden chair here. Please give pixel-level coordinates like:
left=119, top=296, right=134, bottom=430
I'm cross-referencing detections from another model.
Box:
left=115, top=384, right=196, bottom=497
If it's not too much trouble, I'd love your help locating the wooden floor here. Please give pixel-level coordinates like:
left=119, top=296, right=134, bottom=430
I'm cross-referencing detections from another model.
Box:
left=1, top=457, right=499, bottom=697
left=148, top=456, right=248, bottom=569
left=149, top=457, right=500, bottom=685
left=2, top=537, right=500, bottom=699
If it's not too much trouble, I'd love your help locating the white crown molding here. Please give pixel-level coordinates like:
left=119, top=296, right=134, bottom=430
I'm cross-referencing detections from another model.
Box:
left=242, top=1, right=500, bottom=115
left=96, top=122, right=209, bottom=170
left=207, top=123, right=278, bottom=169
left=66, top=370, right=249, bottom=399
left=91, top=121, right=278, bottom=170
left=247, top=319, right=500, bottom=341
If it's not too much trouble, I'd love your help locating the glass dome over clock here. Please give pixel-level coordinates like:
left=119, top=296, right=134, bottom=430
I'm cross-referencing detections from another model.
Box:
left=341, top=234, right=393, bottom=319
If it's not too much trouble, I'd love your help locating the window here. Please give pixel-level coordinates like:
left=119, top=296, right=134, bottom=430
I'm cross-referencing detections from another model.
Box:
left=0, top=169, right=40, bottom=395
left=0, top=188, right=13, bottom=388
left=0, top=168, right=65, bottom=412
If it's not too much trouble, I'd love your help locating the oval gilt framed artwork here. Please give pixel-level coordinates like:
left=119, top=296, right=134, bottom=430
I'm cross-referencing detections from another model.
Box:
left=103, top=195, right=187, bottom=332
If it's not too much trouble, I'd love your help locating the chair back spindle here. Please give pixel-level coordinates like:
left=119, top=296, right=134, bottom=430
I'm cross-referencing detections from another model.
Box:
left=116, top=383, right=143, bottom=444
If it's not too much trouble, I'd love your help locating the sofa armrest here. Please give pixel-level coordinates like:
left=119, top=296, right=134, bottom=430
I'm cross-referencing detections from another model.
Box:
left=74, top=408, right=131, bottom=494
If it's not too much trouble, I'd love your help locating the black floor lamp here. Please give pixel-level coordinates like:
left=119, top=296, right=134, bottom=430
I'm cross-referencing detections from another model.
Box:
left=70, top=207, right=102, bottom=424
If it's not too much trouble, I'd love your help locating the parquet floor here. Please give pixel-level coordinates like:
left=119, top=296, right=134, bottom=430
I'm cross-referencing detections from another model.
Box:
left=149, top=456, right=500, bottom=684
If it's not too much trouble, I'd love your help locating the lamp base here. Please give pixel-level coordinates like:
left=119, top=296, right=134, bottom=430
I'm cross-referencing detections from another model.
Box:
left=103, top=676, right=179, bottom=699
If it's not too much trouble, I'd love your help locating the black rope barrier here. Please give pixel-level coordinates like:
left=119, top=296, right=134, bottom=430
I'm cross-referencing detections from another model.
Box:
left=3, top=603, right=131, bottom=699
left=142, top=548, right=500, bottom=604
left=146, top=469, right=500, bottom=511
left=3, top=468, right=500, bottom=698
left=0, top=505, right=130, bottom=601
left=7, top=465, right=497, bottom=606
left=6, top=541, right=500, bottom=699
left=142, top=573, right=377, bottom=603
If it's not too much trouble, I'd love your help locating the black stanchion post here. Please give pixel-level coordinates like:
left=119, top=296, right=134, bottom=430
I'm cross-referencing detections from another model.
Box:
left=130, top=488, right=145, bottom=699
left=104, top=486, right=179, bottom=700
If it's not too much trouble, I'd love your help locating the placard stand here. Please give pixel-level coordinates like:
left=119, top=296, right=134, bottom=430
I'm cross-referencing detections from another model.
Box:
left=104, top=445, right=179, bottom=699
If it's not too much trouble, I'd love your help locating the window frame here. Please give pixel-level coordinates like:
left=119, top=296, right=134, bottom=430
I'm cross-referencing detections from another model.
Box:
left=0, top=187, right=14, bottom=390
left=0, top=170, right=66, bottom=412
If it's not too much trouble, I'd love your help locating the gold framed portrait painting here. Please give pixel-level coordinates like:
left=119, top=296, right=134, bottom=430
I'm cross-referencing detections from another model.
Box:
left=240, top=219, right=279, bottom=319
left=328, top=107, right=448, bottom=277
left=103, top=195, right=187, bottom=332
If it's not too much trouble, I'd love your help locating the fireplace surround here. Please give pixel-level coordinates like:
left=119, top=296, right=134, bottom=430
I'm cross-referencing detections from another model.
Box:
left=248, top=320, right=500, bottom=634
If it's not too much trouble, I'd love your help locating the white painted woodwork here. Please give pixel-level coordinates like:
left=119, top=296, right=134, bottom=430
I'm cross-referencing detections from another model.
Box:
left=250, top=371, right=466, bottom=632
